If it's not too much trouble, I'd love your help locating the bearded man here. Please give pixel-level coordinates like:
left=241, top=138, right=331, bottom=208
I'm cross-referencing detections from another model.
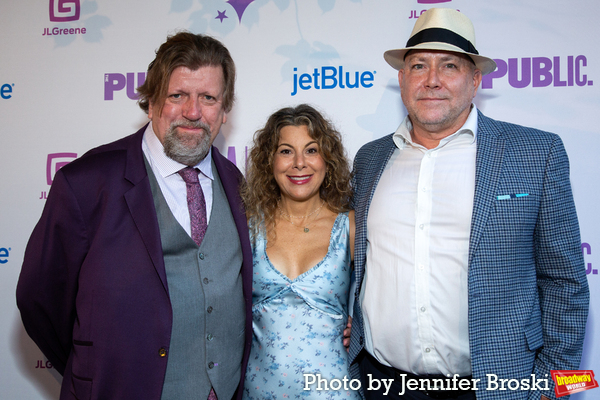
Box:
left=17, top=32, right=253, bottom=400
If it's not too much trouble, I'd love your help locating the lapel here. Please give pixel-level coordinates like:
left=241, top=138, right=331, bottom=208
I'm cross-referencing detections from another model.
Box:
left=211, top=147, right=253, bottom=299
left=468, top=111, right=506, bottom=266
left=122, top=125, right=169, bottom=292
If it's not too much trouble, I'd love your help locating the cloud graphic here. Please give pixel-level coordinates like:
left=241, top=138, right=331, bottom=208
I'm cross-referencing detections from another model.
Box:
left=226, top=0, right=255, bottom=22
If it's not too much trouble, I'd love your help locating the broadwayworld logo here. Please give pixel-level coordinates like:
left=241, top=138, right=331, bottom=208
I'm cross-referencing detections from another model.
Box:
left=551, top=370, right=598, bottom=397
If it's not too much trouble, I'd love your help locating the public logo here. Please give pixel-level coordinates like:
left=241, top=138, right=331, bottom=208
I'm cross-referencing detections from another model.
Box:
left=482, top=56, right=593, bottom=89
left=0, top=248, right=9, bottom=264
left=104, top=73, right=147, bottom=101
left=582, top=243, right=596, bottom=275
left=49, top=0, right=80, bottom=22
left=1, top=83, right=13, bottom=99
left=291, top=66, right=376, bottom=96
left=551, top=370, right=598, bottom=397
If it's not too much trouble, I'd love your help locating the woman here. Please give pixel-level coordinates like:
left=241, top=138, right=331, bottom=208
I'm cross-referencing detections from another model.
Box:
left=241, top=104, right=359, bottom=399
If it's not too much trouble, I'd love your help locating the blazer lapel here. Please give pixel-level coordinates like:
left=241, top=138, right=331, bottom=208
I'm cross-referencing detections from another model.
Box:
left=468, top=112, right=505, bottom=266
left=123, top=126, right=169, bottom=292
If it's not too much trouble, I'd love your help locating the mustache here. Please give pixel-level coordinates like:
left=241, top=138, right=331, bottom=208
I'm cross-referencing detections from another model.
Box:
left=170, top=119, right=211, bottom=132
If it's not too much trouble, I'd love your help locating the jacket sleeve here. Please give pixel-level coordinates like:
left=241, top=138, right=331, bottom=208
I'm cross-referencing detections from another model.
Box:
left=16, top=169, right=89, bottom=375
left=529, top=135, right=589, bottom=399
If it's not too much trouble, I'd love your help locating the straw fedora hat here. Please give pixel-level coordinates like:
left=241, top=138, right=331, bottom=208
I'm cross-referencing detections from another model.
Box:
left=383, top=8, right=497, bottom=75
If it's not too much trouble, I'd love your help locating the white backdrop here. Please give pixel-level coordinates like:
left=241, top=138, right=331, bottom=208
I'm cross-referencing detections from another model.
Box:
left=1, top=0, right=598, bottom=398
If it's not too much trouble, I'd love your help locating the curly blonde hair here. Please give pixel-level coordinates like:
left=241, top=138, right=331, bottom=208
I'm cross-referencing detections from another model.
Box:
left=242, top=104, right=352, bottom=238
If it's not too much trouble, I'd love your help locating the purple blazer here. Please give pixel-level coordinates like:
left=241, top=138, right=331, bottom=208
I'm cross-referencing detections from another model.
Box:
left=16, top=125, right=253, bottom=400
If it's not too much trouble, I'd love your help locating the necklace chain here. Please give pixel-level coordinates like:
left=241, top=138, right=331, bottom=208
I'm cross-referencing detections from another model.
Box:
left=278, top=201, right=325, bottom=233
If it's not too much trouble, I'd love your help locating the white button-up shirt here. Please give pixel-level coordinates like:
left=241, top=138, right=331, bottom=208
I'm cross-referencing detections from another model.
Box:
left=360, top=106, right=479, bottom=376
left=142, top=122, right=214, bottom=236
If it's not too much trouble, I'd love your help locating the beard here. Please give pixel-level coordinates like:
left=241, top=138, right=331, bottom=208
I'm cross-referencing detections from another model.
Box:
left=163, top=119, right=213, bottom=166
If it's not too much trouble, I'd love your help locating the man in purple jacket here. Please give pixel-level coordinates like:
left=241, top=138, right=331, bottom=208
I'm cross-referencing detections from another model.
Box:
left=17, top=32, right=253, bottom=400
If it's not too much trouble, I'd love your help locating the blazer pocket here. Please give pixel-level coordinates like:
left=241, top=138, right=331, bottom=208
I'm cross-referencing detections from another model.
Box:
left=524, top=323, right=543, bottom=352
left=70, top=373, right=93, bottom=400
left=71, top=340, right=94, bottom=389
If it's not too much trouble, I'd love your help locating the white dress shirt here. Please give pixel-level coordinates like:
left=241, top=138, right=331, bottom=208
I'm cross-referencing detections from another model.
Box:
left=360, top=106, right=479, bottom=376
left=142, top=122, right=214, bottom=237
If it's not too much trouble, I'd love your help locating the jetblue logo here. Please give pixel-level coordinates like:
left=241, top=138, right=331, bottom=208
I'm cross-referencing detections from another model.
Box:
left=483, top=56, right=592, bottom=89
left=49, top=0, right=80, bottom=22
left=105, top=73, right=146, bottom=100
left=291, top=66, right=375, bottom=96
left=582, top=243, right=597, bottom=276
left=1, top=83, right=13, bottom=99
left=0, top=248, right=10, bottom=264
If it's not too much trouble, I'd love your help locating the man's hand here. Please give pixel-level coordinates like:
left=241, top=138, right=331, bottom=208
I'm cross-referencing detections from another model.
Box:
left=343, top=316, right=352, bottom=351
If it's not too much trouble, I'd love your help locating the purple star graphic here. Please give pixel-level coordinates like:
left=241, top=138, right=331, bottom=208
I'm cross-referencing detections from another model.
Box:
left=226, top=0, right=254, bottom=22
left=215, top=10, right=228, bottom=22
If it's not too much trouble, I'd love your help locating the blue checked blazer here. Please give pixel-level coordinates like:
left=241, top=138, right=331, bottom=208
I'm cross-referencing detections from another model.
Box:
left=348, top=110, right=589, bottom=399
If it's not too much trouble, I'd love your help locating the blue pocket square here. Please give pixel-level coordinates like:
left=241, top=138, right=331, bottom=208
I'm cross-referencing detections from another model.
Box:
left=497, top=193, right=529, bottom=200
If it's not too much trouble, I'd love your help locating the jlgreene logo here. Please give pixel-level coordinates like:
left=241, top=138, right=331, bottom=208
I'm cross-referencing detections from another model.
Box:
left=291, top=66, right=376, bottom=96
left=44, top=0, right=87, bottom=37
left=49, top=0, right=80, bottom=22
left=482, top=56, right=592, bottom=89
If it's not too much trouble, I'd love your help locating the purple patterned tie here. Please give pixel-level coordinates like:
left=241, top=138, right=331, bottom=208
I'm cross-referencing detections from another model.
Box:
left=178, top=167, right=208, bottom=246
left=207, top=388, right=218, bottom=400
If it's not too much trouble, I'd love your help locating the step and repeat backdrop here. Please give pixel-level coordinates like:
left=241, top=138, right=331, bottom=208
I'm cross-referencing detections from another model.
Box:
left=1, top=0, right=598, bottom=398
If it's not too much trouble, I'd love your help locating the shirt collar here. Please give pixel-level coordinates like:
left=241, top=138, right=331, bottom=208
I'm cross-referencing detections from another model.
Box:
left=393, top=104, right=479, bottom=150
left=143, top=122, right=213, bottom=180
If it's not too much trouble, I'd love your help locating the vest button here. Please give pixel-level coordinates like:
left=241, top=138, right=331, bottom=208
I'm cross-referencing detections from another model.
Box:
left=199, top=253, right=205, bottom=260
left=207, top=333, right=213, bottom=341
left=158, top=347, right=167, bottom=357
left=208, top=361, right=214, bottom=369
left=207, top=306, right=213, bottom=313
left=203, top=277, right=209, bottom=284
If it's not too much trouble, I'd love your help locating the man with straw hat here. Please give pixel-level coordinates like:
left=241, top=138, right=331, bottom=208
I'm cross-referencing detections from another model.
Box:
left=348, top=8, right=588, bottom=400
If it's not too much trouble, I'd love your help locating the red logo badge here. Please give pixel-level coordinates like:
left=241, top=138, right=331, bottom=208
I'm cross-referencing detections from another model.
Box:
left=551, top=370, right=598, bottom=397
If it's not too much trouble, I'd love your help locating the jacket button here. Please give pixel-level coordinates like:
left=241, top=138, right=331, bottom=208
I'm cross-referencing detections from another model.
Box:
left=207, top=306, right=213, bottom=313
left=207, top=333, right=213, bottom=341
left=359, top=337, right=364, bottom=345
left=208, top=361, right=214, bottom=369
left=199, top=253, right=205, bottom=260
left=158, top=347, right=167, bottom=357
left=203, top=278, right=209, bottom=284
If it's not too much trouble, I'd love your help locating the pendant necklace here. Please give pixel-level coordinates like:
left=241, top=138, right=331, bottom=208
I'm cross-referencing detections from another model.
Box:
left=278, top=201, right=325, bottom=233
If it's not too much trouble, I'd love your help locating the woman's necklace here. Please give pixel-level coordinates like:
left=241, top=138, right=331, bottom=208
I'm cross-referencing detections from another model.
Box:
left=278, top=201, right=325, bottom=233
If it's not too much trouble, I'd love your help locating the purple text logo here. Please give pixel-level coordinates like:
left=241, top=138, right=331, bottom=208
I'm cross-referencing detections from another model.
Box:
left=1, top=83, right=13, bottom=99
left=49, top=0, right=80, bottom=22
left=47, top=153, right=77, bottom=186
left=417, top=0, right=451, bottom=3
left=35, top=360, right=54, bottom=369
left=104, top=73, right=146, bottom=101
left=0, top=248, right=10, bottom=264
left=482, top=56, right=593, bottom=89
left=582, top=243, right=597, bottom=275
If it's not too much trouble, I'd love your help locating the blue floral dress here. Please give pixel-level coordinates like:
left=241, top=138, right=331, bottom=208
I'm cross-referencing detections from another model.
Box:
left=243, top=213, right=360, bottom=399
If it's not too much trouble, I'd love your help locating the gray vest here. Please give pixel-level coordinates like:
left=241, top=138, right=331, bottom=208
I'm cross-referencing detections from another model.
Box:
left=145, top=158, right=245, bottom=400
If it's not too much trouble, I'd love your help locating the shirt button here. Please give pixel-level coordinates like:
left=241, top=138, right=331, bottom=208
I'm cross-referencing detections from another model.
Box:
left=199, top=253, right=205, bottom=260
left=203, top=278, right=209, bottom=284
left=207, top=306, right=213, bottom=313
left=425, top=348, right=431, bottom=353
left=419, top=224, right=424, bottom=229
left=207, top=334, right=213, bottom=341
left=419, top=265, right=424, bottom=270
left=420, top=307, right=426, bottom=312
left=208, top=361, right=214, bottom=369
left=158, top=347, right=167, bottom=357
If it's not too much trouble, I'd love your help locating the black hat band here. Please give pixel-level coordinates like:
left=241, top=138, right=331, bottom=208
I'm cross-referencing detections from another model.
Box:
left=406, top=27, right=479, bottom=55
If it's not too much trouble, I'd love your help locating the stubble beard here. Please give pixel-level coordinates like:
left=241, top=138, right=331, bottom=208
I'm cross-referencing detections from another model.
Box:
left=163, top=120, right=212, bottom=166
